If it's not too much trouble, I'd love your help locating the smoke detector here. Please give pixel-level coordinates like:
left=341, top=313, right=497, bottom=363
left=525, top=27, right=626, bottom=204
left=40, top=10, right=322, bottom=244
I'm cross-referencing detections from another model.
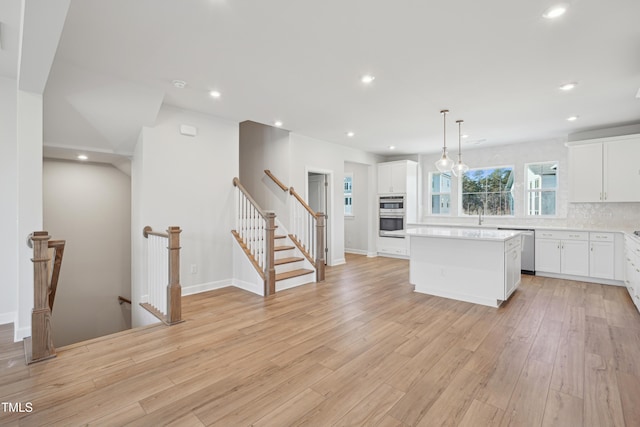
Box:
left=172, top=80, right=187, bottom=89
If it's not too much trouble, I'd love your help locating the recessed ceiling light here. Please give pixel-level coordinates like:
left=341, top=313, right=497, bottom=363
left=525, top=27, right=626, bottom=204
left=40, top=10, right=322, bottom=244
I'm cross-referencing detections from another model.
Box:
left=361, top=75, right=375, bottom=84
left=543, top=4, right=568, bottom=19
left=77, top=154, right=88, bottom=161
left=567, top=115, right=579, bottom=121
left=462, top=134, right=469, bottom=139
left=172, top=79, right=187, bottom=89
left=559, top=82, right=577, bottom=91
left=274, top=121, right=283, bottom=127
left=388, top=145, right=395, bottom=150
left=346, top=131, right=355, bottom=137
left=209, top=90, right=221, bottom=98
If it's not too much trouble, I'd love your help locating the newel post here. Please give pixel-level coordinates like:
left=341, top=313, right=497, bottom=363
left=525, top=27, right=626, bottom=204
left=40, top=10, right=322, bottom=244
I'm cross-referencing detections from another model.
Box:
left=315, top=213, right=326, bottom=282
left=27, top=231, right=56, bottom=363
left=167, top=226, right=183, bottom=325
left=264, top=212, right=277, bottom=296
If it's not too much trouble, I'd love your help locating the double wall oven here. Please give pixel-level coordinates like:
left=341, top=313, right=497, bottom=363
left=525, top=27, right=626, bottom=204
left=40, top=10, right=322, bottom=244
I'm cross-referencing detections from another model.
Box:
left=379, top=195, right=406, bottom=237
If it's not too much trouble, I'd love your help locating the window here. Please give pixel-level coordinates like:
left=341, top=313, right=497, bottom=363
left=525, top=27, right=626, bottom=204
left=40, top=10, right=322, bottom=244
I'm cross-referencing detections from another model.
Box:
left=344, top=173, right=353, bottom=216
left=461, top=166, right=514, bottom=216
left=430, top=172, right=452, bottom=215
left=526, top=162, right=557, bottom=216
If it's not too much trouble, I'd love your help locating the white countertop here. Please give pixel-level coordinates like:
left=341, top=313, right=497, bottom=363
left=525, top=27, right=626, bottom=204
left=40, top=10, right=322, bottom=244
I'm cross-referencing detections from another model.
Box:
left=406, top=227, right=523, bottom=242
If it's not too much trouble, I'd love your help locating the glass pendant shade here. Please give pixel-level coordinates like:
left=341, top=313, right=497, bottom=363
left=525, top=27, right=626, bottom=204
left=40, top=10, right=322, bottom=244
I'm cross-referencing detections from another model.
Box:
left=436, top=151, right=455, bottom=172
left=451, top=119, right=468, bottom=177
left=434, top=109, right=454, bottom=172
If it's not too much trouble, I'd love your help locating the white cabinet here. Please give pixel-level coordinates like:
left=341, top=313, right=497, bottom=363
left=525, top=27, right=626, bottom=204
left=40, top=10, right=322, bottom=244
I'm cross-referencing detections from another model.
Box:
left=535, top=230, right=589, bottom=276
left=505, top=239, right=522, bottom=299
left=377, top=236, right=409, bottom=257
left=377, top=160, right=417, bottom=195
left=589, top=232, right=615, bottom=279
left=624, top=235, right=640, bottom=312
left=569, top=134, right=640, bottom=202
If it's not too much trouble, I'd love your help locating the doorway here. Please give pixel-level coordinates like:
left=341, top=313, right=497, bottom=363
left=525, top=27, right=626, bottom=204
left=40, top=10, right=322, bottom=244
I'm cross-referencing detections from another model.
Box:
left=306, top=170, right=331, bottom=265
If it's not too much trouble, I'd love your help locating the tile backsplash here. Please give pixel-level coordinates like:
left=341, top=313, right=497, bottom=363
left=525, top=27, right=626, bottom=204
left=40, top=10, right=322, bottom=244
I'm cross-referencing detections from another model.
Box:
left=566, top=202, right=640, bottom=231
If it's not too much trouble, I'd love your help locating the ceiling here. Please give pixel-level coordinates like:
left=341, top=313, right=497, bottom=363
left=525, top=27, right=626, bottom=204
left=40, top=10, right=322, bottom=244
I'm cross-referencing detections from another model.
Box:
left=10, top=0, right=640, bottom=158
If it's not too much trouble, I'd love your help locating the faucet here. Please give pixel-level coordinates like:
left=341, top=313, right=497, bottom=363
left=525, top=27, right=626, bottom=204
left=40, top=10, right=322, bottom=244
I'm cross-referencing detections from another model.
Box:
left=477, top=202, right=484, bottom=226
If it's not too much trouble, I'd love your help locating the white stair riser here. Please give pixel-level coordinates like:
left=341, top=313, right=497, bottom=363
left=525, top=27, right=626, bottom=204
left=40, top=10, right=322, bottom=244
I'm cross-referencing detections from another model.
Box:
left=276, top=272, right=315, bottom=291
left=274, top=249, right=295, bottom=260
left=275, top=260, right=305, bottom=274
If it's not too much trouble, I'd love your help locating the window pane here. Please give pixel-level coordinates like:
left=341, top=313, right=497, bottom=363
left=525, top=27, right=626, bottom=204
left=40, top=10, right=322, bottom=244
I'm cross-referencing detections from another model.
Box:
left=432, top=194, right=451, bottom=214
left=526, top=162, right=557, bottom=216
left=540, top=191, right=556, bottom=215
left=527, top=163, right=557, bottom=189
left=462, top=167, right=514, bottom=216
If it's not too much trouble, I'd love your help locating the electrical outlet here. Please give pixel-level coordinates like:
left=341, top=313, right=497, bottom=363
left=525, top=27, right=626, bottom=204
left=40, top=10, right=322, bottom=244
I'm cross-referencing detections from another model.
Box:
left=190, top=264, right=197, bottom=274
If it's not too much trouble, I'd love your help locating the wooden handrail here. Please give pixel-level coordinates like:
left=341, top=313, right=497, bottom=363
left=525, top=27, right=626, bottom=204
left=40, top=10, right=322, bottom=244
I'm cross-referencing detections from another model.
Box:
left=143, top=226, right=169, bottom=239
left=289, top=187, right=317, bottom=218
left=47, top=240, right=66, bottom=312
left=233, top=177, right=267, bottom=218
left=118, top=296, right=132, bottom=305
left=264, top=169, right=289, bottom=192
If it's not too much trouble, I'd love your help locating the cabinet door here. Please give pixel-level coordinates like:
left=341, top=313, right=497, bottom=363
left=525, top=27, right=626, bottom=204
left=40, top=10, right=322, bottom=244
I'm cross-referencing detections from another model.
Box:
left=391, top=162, right=407, bottom=193
left=535, top=239, right=561, bottom=273
left=377, top=163, right=393, bottom=194
left=569, top=143, right=603, bottom=202
left=561, top=240, right=589, bottom=276
left=505, top=247, right=521, bottom=298
left=604, top=137, right=640, bottom=202
left=590, top=241, right=614, bottom=279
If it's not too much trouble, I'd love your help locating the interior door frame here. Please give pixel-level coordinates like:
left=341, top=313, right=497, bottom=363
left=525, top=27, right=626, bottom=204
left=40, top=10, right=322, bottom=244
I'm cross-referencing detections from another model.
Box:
left=305, top=166, right=333, bottom=266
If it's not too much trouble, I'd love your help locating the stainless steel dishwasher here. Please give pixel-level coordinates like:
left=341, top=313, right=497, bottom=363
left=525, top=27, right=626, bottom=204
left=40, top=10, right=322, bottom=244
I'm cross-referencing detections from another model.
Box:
left=498, top=228, right=535, bottom=275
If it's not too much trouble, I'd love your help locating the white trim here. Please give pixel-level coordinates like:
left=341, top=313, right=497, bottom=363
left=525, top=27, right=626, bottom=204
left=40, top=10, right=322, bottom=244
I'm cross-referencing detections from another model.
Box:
left=366, top=252, right=378, bottom=258
left=332, top=257, right=346, bottom=266
left=181, top=280, right=232, bottom=296
left=0, top=311, right=16, bottom=326
left=232, top=278, right=264, bottom=296
left=345, top=248, right=368, bottom=255
left=15, top=326, right=31, bottom=342
left=305, top=166, right=334, bottom=268
left=535, top=271, right=624, bottom=287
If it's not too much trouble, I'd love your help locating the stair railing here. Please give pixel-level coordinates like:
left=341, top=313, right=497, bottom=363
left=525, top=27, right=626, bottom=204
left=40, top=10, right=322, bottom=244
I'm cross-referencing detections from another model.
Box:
left=141, top=226, right=183, bottom=325
left=289, top=187, right=326, bottom=282
left=25, top=231, right=66, bottom=364
left=232, top=178, right=276, bottom=295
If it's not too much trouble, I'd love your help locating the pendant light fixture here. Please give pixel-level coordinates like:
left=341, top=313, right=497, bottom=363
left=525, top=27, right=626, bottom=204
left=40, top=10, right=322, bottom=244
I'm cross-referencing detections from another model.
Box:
left=435, top=109, right=455, bottom=173
left=451, top=119, right=469, bottom=177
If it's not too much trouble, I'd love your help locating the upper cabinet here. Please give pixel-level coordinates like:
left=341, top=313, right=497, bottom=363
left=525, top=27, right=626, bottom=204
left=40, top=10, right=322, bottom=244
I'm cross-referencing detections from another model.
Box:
left=377, top=160, right=417, bottom=194
left=569, top=134, right=640, bottom=202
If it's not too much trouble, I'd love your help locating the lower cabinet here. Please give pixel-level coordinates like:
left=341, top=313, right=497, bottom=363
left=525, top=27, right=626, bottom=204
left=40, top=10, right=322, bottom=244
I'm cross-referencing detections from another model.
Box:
left=535, top=230, right=589, bottom=276
left=625, top=235, right=640, bottom=311
left=589, top=232, right=615, bottom=279
left=377, top=236, right=409, bottom=257
left=505, top=243, right=521, bottom=299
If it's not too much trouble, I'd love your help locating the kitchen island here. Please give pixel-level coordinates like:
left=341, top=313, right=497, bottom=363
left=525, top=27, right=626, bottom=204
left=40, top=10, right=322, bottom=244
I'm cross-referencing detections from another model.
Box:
left=407, top=227, right=523, bottom=308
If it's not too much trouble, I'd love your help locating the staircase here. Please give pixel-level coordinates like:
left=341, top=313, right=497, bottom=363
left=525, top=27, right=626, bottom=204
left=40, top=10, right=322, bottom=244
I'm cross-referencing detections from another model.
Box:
left=273, top=233, right=315, bottom=291
left=232, top=175, right=322, bottom=297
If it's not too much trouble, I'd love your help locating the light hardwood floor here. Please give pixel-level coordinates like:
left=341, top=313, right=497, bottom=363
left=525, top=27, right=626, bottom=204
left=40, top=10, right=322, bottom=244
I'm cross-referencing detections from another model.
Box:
left=1, top=254, right=640, bottom=426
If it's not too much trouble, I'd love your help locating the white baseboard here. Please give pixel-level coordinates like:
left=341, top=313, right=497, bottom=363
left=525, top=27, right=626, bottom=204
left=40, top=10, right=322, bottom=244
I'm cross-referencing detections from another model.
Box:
left=0, top=311, right=16, bottom=326
left=366, top=252, right=377, bottom=258
left=232, top=279, right=264, bottom=296
left=182, top=280, right=232, bottom=296
left=331, top=258, right=346, bottom=266
left=344, top=248, right=367, bottom=255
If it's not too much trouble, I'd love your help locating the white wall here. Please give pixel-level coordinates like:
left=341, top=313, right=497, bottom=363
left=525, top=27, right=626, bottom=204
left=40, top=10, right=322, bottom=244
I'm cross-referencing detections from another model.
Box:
left=131, top=105, right=239, bottom=327
left=344, top=161, right=371, bottom=254
left=15, top=90, right=44, bottom=341
left=289, top=133, right=382, bottom=264
left=43, top=159, right=131, bottom=346
left=0, top=76, right=18, bottom=326
left=239, top=121, right=291, bottom=227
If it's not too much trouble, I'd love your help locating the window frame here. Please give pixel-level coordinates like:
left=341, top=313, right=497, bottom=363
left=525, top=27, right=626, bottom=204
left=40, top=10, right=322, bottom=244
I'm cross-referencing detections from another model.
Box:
left=524, top=161, right=558, bottom=217
left=429, top=171, right=452, bottom=216
left=344, top=172, right=354, bottom=217
left=459, top=165, right=516, bottom=217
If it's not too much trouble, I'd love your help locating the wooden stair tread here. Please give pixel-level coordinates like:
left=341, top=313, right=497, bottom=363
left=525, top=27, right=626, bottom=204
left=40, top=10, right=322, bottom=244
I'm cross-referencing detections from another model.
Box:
left=276, top=269, right=314, bottom=281
left=274, top=245, right=295, bottom=252
left=275, top=235, right=287, bottom=239
left=275, top=256, right=304, bottom=266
